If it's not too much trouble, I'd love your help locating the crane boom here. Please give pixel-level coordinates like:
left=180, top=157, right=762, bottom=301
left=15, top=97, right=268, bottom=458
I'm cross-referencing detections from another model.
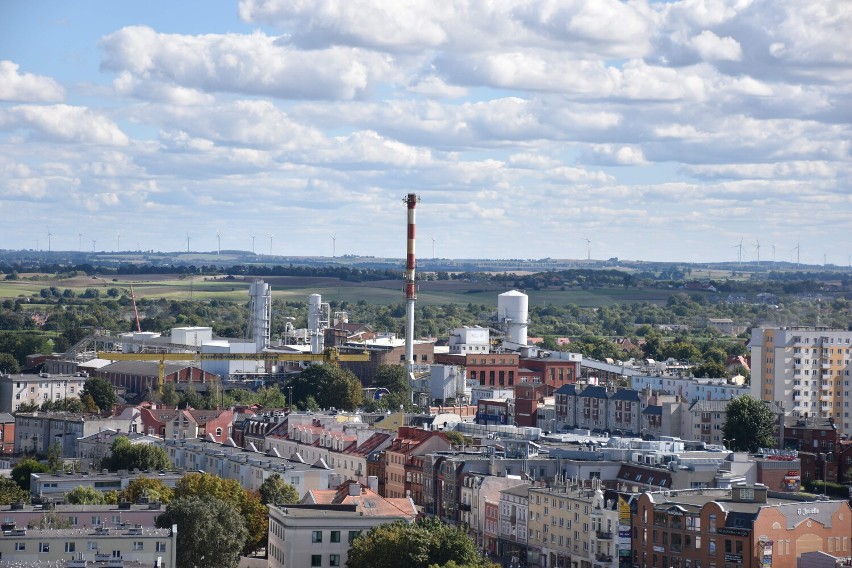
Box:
left=129, top=284, right=141, bottom=332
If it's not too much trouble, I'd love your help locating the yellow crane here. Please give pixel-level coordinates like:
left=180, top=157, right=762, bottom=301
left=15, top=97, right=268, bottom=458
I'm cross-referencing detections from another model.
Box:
left=96, top=348, right=371, bottom=393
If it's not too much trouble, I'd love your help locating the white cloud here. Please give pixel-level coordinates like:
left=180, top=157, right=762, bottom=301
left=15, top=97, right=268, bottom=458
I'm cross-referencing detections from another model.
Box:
left=689, top=30, right=742, bottom=61
left=100, top=26, right=395, bottom=100
left=0, top=61, right=65, bottom=103
left=0, top=105, right=129, bottom=146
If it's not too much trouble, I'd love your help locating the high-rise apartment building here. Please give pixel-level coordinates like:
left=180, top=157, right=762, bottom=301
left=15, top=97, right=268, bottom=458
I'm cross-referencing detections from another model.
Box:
left=751, top=326, right=852, bottom=432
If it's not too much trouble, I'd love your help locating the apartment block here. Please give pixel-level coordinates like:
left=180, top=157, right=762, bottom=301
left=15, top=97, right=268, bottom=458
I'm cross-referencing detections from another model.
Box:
left=751, top=326, right=852, bottom=432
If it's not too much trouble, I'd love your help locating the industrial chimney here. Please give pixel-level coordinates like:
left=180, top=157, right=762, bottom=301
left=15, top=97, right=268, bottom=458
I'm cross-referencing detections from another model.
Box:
left=404, top=193, right=420, bottom=379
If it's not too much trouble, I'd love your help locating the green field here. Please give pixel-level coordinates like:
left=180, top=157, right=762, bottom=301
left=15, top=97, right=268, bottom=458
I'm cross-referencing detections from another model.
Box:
left=0, top=273, right=676, bottom=307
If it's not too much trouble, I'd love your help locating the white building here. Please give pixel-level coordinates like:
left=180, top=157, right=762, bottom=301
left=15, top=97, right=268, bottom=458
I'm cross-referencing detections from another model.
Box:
left=170, top=326, right=212, bottom=347
left=0, top=525, right=176, bottom=567
left=267, top=481, right=417, bottom=568
left=430, top=364, right=467, bottom=402
left=0, top=373, right=87, bottom=413
left=15, top=408, right=142, bottom=458
left=449, top=326, right=490, bottom=355
left=630, top=374, right=749, bottom=403
left=162, top=437, right=338, bottom=496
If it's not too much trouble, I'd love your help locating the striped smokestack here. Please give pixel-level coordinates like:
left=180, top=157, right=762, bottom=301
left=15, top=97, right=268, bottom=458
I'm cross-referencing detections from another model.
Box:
left=404, top=193, right=419, bottom=377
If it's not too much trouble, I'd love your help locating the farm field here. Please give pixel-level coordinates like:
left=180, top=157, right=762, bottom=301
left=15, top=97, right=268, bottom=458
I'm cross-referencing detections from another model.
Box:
left=0, top=273, right=676, bottom=307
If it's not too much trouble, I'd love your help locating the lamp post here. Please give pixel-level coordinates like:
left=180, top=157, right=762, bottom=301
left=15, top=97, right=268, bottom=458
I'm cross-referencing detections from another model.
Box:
left=723, top=438, right=736, bottom=451
left=287, top=387, right=293, bottom=412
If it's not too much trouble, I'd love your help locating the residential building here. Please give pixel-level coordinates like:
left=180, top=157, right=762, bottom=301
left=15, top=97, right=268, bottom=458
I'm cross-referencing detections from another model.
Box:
left=631, top=374, right=749, bottom=403
left=0, top=412, right=14, bottom=454
left=632, top=485, right=852, bottom=568
left=0, top=525, right=176, bottom=567
left=0, top=503, right=165, bottom=530
left=139, top=407, right=233, bottom=442
left=30, top=471, right=186, bottom=501
left=77, top=429, right=162, bottom=472
left=384, top=426, right=451, bottom=499
left=498, top=483, right=532, bottom=566
left=751, top=326, right=852, bottom=432
left=162, top=437, right=336, bottom=496
left=267, top=480, right=417, bottom=568
left=15, top=408, right=142, bottom=457
left=0, top=372, right=87, bottom=413
left=683, top=399, right=784, bottom=447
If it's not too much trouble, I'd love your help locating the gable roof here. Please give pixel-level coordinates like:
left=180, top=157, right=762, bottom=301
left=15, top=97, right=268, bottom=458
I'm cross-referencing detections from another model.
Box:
left=555, top=384, right=577, bottom=396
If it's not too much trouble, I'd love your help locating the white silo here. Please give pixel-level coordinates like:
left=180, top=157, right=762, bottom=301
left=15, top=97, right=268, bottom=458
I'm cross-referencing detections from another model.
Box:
left=248, top=280, right=272, bottom=351
left=498, top=290, right=528, bottom=346
left=308, top=293, right=330, bottom=354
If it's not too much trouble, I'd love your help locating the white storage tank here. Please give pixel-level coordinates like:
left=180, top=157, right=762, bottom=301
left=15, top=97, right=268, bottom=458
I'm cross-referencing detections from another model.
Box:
left=308, top=294, right=329, bottom=354
left=498, top=290, right=528, bottom=346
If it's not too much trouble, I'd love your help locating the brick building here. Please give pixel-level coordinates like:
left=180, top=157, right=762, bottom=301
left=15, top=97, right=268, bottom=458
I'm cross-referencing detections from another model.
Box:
left=632, top=486, right=852, bottom=568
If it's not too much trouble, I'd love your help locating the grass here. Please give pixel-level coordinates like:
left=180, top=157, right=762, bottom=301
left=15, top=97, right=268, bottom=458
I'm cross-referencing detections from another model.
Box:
left=0, top=274, right=676, bottom=308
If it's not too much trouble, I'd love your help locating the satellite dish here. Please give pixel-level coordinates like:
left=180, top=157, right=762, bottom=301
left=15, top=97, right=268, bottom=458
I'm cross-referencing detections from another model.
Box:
left=374, top=388, right=390, bottom=400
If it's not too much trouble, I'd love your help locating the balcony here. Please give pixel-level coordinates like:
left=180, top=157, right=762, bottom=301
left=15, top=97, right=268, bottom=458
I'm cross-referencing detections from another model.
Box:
left=596, top=530, right=613, bottom=540
left=595, top=553, right=613, bottom=562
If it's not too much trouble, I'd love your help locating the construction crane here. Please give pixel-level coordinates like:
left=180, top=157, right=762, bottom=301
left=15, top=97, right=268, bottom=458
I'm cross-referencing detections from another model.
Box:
left=96, top=348, right=371, bottom=393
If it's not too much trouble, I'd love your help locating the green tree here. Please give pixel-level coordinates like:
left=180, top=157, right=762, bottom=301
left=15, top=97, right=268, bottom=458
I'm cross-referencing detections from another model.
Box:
left=258, top=473, right=299, bottom=506
left=287, top=365, right=362, bottom=411
left=347, top=517, right=492, bottom=568
left=0, top=352, right=20, bottom=374
left=156, top=495, right=248, bottom=568
left=103, top=437, right=171, bottom=472
left=162, top=381, right=180, bottom=407
left=174, top=472, right=267, bottom=555
left=11, top=458, right=49, bottom=491
left=46, top=441, right=63, bottom=472
left=81, top=376, right=117, bottom=412
left=118, top=477, right=174, bottom=504
left=65, top=485, right=106, bottom=505
left=0, top=476, right=29, bottom=504
left=693, top=362, right=727, bottom=378
left=28, top=510, right=72, bottom=529
left=372, top=364, right=409, bottom=395
left=723, top=395, right=776, bottom=453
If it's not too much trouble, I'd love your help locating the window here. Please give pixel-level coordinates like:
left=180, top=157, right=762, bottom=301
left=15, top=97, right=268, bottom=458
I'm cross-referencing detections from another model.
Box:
left=15, top=543, right=24, bottom=551
left=216, top=427, right=223, bottom=437
left=157, top=542, right=167, bottom=552
left=312, top=530, right=323, bottom=543
left=349, top=530, right=361, bottom=544
left=330, top=554, right=341, bottom=567
left=311, top=555, right=322, bottom=567
left=39, top=542, right=50, bottom=553
left=65, top=542, right=76, bottom=553
left=133, top=542, right=143, bottom=551
left=330, top=531, right=340, bottom=543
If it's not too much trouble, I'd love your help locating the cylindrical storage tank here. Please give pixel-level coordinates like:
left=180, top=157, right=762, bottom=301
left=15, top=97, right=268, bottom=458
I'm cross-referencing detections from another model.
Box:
left=498, top=290, right=528, bottom=345
left=249, top=281, right=272, bottom=350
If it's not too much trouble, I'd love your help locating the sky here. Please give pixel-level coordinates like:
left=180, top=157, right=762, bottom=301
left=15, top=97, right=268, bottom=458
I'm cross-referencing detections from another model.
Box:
left=0, top=0, right=850, bottom=264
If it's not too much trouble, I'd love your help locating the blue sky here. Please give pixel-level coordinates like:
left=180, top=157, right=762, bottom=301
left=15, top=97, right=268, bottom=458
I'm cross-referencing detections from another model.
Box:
left=1, top=0, right=850, bottom=263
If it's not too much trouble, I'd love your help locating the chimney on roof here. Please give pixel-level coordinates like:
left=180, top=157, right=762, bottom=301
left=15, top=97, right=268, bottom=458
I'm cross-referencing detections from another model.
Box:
left=348, top=482, right=360, bottom=497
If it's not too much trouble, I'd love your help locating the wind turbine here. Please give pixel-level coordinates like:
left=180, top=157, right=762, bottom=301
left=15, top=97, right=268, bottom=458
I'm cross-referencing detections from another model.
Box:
left=771, top=243, right=776, bottom=266
left=791, top=242, right=801, bottom=268
left=332, top=234, right=336, bottom=258
left=251, top=235, right=256, bottom=255
left=431, top=237, right=436, bottom=259
left=732, top=237, right=743, bottom=265
left=269, top=234, right=274, bottom=255
left=78, top=233, right=83, bottom=251
left=47, top=229, right=52, bottom=253
left=216, top=229, right=221, bottom=255
left=116, top=232, right=121, bottom=252
left=754, top=239, right=761, bottom=266
left=186, top=233, right=191, bottom=253
left=583, top=236, right=591, bottom=261
left=91, top=239, right=97, bottom=253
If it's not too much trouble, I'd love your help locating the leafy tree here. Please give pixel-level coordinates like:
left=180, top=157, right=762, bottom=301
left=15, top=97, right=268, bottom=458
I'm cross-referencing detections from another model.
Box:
left=103, top=436, right=171, bottom=472
left=46, top=441, right=63, bottom=472
left=162, top=381, right=180, bottom=407
left=445, top=431, right=465, bottom=447
left=0, top=476, right=29, bottom=504
left=28, top=510, right=72, bottom=529
left=258, top=473, right=299, bottom=506
left=693, top=362, right=727, bottom=378
left=65, top=485, right=106, bottom=505
left=81, top=376, right=116, bottom=412
left=347, top=517, right=493, bottom=568
left=80, top=393, right=99, bottom=413
left=118, top=477, right=174, bottom=504
left=11, top=458, right=49, bottom=491
left=723, top=395, right=776, bottom=453
left=174, top=473, right=267, bottom=555
left=287, top=365, right=362, bottom=411
left=372, top=364, right=409, bottom=394
left=0, top=352, right=20, bottom=374
left=156, top=495, right=248, bottom=568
